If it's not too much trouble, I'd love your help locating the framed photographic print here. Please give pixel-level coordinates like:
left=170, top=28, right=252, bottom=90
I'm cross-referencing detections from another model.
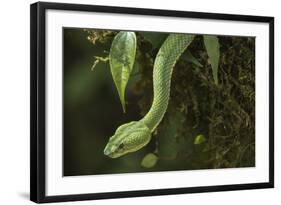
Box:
left=30, top=2, right=274, bottom=203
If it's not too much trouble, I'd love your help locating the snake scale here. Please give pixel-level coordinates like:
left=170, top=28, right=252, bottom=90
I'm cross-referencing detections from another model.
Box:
left=104, top=33, right=194, bottom=158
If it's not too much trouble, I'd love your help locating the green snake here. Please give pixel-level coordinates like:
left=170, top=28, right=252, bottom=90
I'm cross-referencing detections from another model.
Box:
left=104, top=33, right=194, bottom=158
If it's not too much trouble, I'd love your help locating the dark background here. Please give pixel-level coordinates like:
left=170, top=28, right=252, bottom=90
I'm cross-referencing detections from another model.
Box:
left=63, top=29, right=155, bottom=175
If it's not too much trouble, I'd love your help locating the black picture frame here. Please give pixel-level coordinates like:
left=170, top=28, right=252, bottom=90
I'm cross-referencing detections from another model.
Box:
left=30, top=1, right=274, bottom=203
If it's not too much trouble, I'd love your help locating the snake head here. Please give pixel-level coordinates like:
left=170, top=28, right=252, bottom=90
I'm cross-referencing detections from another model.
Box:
left=104, top=121, right=151, bottom=158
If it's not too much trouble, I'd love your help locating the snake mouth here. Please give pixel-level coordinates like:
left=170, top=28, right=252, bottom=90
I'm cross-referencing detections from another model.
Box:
left=103, top=145, right=113, bottom=157
left=104, top=151, right=119, bottom=158
left=104, top=152, right=114, bottom=158
left=104, top=144, right=119, bottom=158
left=104, top=150, right=114, bottom=158
left=104, top=145, right=127, bottom=158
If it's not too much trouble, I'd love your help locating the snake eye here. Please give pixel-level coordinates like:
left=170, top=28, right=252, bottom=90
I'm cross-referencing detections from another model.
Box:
left=119, top=143, right=124, bottom=149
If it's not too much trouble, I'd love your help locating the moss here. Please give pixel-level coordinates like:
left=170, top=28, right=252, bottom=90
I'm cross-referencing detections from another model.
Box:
left=134, top=35, right=255, bottom=169
left=84, top=29, right=115, bottom=44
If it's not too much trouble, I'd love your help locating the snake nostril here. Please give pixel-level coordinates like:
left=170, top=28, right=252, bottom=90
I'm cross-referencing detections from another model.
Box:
left=104, top=145, right=111, bottom=155
left=103, top=149, right=109, bottom=156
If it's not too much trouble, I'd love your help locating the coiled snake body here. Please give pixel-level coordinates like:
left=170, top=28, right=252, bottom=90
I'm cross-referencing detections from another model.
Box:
left=104, top=34, right=194, bottom=158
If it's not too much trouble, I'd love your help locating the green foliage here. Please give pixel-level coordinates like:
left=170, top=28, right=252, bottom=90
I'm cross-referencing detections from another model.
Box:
left=109, top=31, right=137, bottom=112
left=141, top=153, right=158, bottom=168
left=135, top=35, right=255, bottom=169
left=182, top=50, right=203, bottom=67
left=194, top=134, right=206, bottom=145
left=203, top=35, right=220, bottom=84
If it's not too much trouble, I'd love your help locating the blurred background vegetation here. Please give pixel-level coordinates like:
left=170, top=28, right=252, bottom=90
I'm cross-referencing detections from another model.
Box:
left=63, top=28, right=255, bottom=176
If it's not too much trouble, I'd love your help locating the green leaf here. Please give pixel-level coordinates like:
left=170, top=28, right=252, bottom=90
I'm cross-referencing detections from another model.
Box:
left=109, top=31, right=137, bottom=112
left=182, top=50, right=203, bottom=67
left=140, top=32, right=168, bottom=49
left=194, top=134, right=207, bottom=145
left=203, top=35, right=220, bottom=84
left=141, top=153, right=158, bottom=168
